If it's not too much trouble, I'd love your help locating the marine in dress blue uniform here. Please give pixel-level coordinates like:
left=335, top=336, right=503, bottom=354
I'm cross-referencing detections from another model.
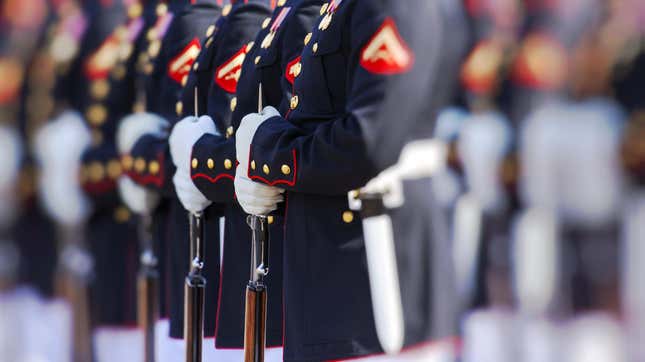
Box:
left=71, top=0, right=144, bottom=330
left=123, top=0, right=223, bottom=339
left=236, top=1, right=461, bottom=360
left=186, top=0, right=322, bottom=351
left=4, top=0, right=59, bottom=298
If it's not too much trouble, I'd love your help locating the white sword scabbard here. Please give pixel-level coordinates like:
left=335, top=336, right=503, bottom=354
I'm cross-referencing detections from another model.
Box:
left=362, top=213, right=405, bottom=355
left=349, top=139, right=447, bottom=355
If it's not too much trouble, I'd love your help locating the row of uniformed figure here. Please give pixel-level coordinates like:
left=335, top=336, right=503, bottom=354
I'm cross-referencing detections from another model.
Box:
left=0, top=0, right=644, bottom=361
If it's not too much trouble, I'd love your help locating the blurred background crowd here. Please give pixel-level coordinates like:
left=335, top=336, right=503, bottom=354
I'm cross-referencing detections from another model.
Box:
left=0, top=0, right=644, bottom=361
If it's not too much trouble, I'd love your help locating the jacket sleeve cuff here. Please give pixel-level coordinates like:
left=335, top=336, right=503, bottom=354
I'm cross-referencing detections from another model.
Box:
left=190, top=133, right=236, bottom=203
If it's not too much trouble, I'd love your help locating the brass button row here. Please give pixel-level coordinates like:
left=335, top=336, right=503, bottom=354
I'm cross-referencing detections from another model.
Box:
left=192, top=158, right=233, bottom=170
left=249, top=161, right=291, bottom=176
left=82, top=159, right=124, bottom=183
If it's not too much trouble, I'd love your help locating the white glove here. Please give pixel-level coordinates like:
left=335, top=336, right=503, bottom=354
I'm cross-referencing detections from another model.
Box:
left=33, top=110, right=92, bottom=225
left=117, top=177, right=160, bottom=214
left=116, top=112, right=169, bottom=154
left=168, top=115, right=218, bottom=171
left=169, top=115, right=218, bottom=213
left=173, top=170, right=211, bottom=214
left=353, top=139, right=447, bottom=210
left=234, top=106, right=284, bottom=216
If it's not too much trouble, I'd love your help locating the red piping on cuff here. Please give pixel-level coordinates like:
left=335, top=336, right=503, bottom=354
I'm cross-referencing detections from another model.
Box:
left=83, top=180, right=116, bottom=194
left=127, top=171, right=164, bottom=187
left=248, top=149, right=297, bottom=187
left=191, top=173, right=234, bottom=183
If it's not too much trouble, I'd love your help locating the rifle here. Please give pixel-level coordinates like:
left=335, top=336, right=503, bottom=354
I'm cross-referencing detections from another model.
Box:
left=137, top=213, right=158, bottom=362
left=243, top=84, right=270, bottom=362
left=55, top=224, right=93, bottom=362
left=185, top=88, right=206, bottom=362
left=184, top=211, right=206, bottom=362
left=243, top=215, right=269, bottom=362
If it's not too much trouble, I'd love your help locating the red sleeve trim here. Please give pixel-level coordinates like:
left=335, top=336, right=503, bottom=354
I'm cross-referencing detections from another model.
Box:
left=248, top=149, right=297, bottom=187
left=191, top=173, right=234, bottom=183
left=127, top=172, right=164, bottom=187
left=125, top=152, right=166, bottom=187
left=82, top=180, right=116, bottom=194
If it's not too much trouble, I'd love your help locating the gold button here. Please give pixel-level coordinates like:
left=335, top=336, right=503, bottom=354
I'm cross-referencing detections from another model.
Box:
left=255, top=56, right=261, bottom=64
left=261, top=31, right=274, bottom=49
left=207, top=158, right=214, bottom=169
left=230, top=97, right=237, bottom=111
left=267, top=215, right=274, bottom=224
left=277, top=0, right=286, bottom=6
left=246, top=41, right=254, bottom=52
left=149, top=160, right=160, bottom=175
left=86, top=104, right=107, bottom=126
left=90, top=79, right=110, bottom=100
left=156, top=2, right=167, bottom=16
left=222, top=4, right=231, bottom=16
left=107, top=160, right=122, bottom=179
left=224, top=159, right=233, bottom=170
left=262, top=164, right=270, bottom=175
left=319, top=13, right=332, bottom=30
left=128, top=3, right=142, bottom=18
left=205, top=37, right=213, bottom=48
left=193, top=62, right=199, bottom=71
left=226, top=126, right=234, bottom=138
left=143, top=62, right=154, bottom=75
left=88, top=162, right=105, bottom=182
left=320, top=2, right=328, bottom=15
left=312, top=42, right=318, bottom=53
left=148, top=40, right=161, bottom=57
left=191, top=158, right=199, bottom=169
left=304, top=32, right=312, bottom=45
left=290, top=95, right=298, bottom=110
left=119, top=43, right=133, bottom=61
left=251, top=160, right=256, bottom=170
left=146, top=29, right=157, bottom=41
left=206, top=24, right=215, bottom=37
left=342, top=211, right=354, bottom=224
left=281, top=164, right=291, bottom=175
left=181, top=75, right=188, bottom=87
left=135, top=157, right=146, bottom=173
left=292, top=62, right=301, bottom=77
left=133, top=101, right=145, bottom=113
left=122, top=155, right=134, bottom=171
left=114, top=206, right=131, bottom=223
left=176, top=101, right=183, bottom=115
left=262, top=17, right=271, bottom=29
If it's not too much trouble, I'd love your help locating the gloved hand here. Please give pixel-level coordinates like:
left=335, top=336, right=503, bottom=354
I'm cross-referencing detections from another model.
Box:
left=234, top=106, right=284, bottom=216
left=357, top=139, right=447, bottom=209
left=117, top=177, right=160, bottom=214
left=168, top=115, right=218, bottom=171
left=116, top=112, right=169, bottom=154
left=34, top=110, right=92, bottom=225
left=169, top=115, right=218, bottom=213
left=173, top=170, right=211, bottom=214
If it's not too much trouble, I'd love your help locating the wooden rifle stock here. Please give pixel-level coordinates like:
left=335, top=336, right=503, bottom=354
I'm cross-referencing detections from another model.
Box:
left=243, top=215, right=270, bottom=362
left=184, top=212, right=206, bottom=362
left=55, top=224, right=93, bottom=362
left=244, top=285, right=267, bottom=362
